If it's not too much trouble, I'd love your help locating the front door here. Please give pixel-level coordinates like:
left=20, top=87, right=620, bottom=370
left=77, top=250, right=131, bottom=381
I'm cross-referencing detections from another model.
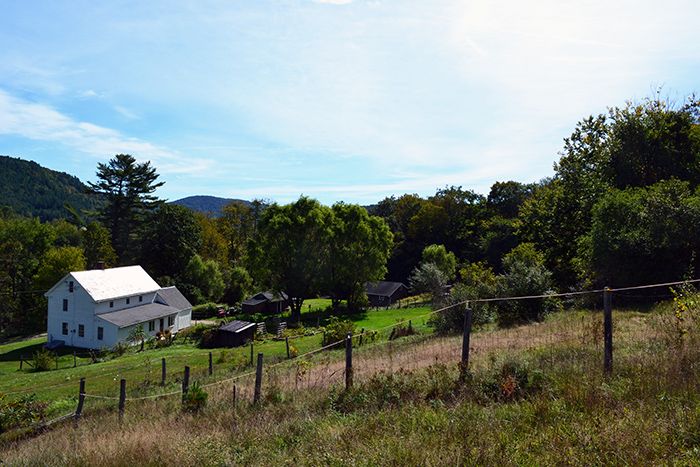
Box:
left=159, top=318, right=164, bottom=332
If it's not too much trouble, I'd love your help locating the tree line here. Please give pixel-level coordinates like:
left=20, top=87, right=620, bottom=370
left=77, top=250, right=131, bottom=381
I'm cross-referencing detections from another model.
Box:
left=1, top=92, right=699, bottom=338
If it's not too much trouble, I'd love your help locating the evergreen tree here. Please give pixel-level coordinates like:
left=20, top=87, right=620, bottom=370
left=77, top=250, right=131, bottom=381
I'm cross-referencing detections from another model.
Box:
left=86, top=154, right=164, bottom=264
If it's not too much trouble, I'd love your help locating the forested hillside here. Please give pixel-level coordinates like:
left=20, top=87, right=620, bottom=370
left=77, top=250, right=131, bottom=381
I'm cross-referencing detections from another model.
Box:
left=170, top=195, right=251, bottom=216
left=0, top=156, right=103, bottom=221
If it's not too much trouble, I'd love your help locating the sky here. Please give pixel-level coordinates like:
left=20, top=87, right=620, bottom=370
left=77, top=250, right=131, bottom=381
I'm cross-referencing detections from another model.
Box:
left=1, top=0, right=699, bottom=206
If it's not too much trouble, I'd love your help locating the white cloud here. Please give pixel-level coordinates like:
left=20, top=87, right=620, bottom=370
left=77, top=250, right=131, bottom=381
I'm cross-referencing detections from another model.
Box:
left=311, top=0, right=355, bottom=4
left=0, top=89, right=211, bottom=181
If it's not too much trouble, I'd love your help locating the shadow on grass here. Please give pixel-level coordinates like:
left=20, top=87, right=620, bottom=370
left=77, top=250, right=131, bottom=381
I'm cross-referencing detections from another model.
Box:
left=0, top=342, right=46, bottom=362
left=0, top=341, right=96, bottom=363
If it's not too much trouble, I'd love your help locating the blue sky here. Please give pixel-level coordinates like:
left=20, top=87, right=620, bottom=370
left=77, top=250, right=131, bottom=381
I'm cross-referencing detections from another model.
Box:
left=1, top=0, right=699, bottom=205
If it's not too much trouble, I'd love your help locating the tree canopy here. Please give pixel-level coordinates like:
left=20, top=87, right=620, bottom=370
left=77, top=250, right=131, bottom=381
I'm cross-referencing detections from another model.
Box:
left=248, top=197, right=393, bottom=321
left=86, top=154, right=164, bottom=263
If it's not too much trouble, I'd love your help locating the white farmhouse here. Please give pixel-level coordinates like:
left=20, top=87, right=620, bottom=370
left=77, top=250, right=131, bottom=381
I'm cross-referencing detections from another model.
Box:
left=45, top=265, right=192, bottom=350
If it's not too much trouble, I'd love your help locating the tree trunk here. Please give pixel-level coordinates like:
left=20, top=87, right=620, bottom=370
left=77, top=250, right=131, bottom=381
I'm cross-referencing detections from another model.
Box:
left=290, top=299, right=303, bottom=323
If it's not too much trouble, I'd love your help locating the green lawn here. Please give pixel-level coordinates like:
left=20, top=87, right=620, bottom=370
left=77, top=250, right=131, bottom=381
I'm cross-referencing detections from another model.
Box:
left=0, top=305, right=435, bottom=417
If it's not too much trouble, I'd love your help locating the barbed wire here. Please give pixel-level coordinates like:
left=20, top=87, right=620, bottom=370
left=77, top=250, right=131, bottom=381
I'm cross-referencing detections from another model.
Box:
left=5, top=277, right=700, bottom=407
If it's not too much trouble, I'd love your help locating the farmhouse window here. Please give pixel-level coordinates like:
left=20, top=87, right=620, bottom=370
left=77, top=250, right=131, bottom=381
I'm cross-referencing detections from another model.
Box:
left=139, top=295, right=143, bottom=302
left=110, top=301, right=114, bottom=308
left=149, top=321, right=155, bottom=332
left=97, top=327, right=103, bottom=340
left=62, top=322, right=68, bottom=335
left=78, top=324, right=84, bottom=338
left=62, top=299, right=68, bottom=311
left=168, top=316, right=174, bottom=327
left=126, top=297, right=130, bottom=305
left=69, top=281, right=74, bottom=292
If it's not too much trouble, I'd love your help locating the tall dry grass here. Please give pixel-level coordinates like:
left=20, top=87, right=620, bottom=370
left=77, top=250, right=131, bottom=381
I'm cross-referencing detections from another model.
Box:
left=4, top=306, right=700, bottom=466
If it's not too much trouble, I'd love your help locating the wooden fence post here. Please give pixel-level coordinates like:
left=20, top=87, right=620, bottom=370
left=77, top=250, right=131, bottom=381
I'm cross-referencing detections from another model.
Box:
left=286, top=337, right=290, bottom=359
left=74, top=377, right=86, bottom=428
left=118, top=379, right=126, bottom=422
left=359, top=328, right=365, bottom=347
left=461, top=308, right=473, bottom=380
left=232, top=384, right=237, bottom=410
left=209, top=352, right=213, bottom=376
left=345, top=332, right=353, bottom=389
left=182, top=366, right=190, bottom=405
left=161, top=357, right=166, bottom=385
left=322, top=331, right=326, bottom=347
left=604, top=287, right=613, bottom=373
left=250, top=343, right=254, bottom=366
left=253, top=353, right=263, bottom=404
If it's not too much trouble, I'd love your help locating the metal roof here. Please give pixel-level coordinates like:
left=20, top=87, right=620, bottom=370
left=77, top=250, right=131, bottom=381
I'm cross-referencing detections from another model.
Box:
left=69, top=266, right=161, bottom=302
left=219, top=320, right=256, bottom=333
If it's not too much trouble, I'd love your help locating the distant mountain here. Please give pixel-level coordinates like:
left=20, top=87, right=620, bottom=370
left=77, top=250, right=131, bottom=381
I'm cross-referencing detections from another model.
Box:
left=170, top=195, right=250, bottom=216
left=0, top=155, right=104, bottom=222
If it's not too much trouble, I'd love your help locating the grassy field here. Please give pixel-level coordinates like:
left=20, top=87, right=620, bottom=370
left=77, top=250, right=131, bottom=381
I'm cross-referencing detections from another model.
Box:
left=4, top=301, right=700, bottom=465
left=0, top=305, right=434, bottom=419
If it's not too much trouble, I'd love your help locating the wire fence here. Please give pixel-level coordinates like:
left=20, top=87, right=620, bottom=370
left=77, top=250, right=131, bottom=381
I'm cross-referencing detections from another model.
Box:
left=2, top=279, right=694, bottom=436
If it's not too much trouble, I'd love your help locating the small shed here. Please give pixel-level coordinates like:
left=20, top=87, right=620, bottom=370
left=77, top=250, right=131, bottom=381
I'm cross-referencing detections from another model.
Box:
left=241, top=292, right=289, bottom=315
left=365, top=281, right=409, bottom=307
left=214, top=320, right=256, bottom=348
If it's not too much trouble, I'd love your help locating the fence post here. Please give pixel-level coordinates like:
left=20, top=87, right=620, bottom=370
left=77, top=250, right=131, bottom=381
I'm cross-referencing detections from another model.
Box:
left=604, top=287, right=613, bottom=373
left=182, top=366, right=190, bottom=405
left=209, top=352, right=213, bottom=376
left=20, top=356, right=23, bottom=371
left=345, top=332, right=353, bottom=389
left=250, top=343, right=254, bottom=366
left=286, top=337, right=290, bottom=359
left=161, top=357, right=166, bottom=385
left=461, top=308, right=473, bottom=381
left=359, top=328, right=365, bottom=347
left=74, top=377, right=86, bottom=428
left=253, top=353, right=263, bottom=404
left=232, top=384, right=237, bottom=410
left=322, top=331, right=326, bottom=347
left=118, top=379, right=126, bottom=422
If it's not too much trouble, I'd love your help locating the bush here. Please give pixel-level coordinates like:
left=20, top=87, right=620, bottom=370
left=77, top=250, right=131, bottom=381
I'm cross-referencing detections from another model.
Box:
left=323, top=316, right=355, bottom=348
left=494, top=243, right=560, bottom=327
left=0, top=394, right=47, bottom=433
left=182, top=381, right=208, bottom=412
left=192, top=302, right=219, bottom=319
left=111, top=341, right=129, bottom=358
left=429, top=263, right=497, bottom=334
left=32, top=348, right=54, bottom=372
left=390, top=319, right=417, bottom=340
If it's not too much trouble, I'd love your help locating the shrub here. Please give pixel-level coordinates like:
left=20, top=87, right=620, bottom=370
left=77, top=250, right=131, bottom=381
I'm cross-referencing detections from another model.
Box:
left=390, top=319, right=417, bottom=340
left=198, top=328, right=218, bottom=349
left=323, top=316, right=355, bottom=348
left=111, top=341, right=129, bottom=358
left=192, top=302, right=219, bottom=319
left=182, top=381, right=208, bottom=412
left=494, top=243, right=560, bottom=327
left=32, top=348, right=54, bottom=372
left=0, top=394, right=47, bottom=433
